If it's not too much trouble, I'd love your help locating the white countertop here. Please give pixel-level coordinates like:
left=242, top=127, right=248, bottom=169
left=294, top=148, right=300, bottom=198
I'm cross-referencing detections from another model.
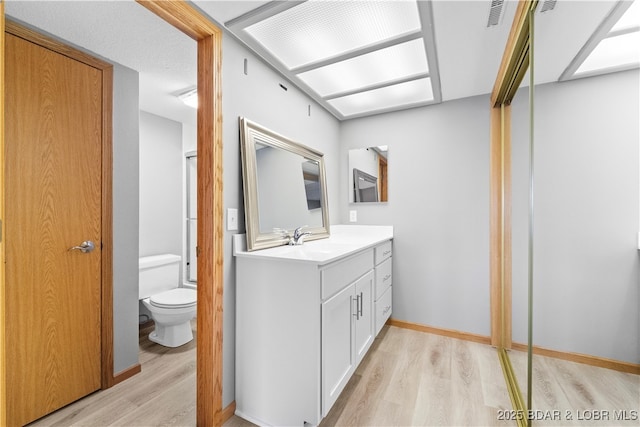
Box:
left=233, top=224, right=393, bottom=265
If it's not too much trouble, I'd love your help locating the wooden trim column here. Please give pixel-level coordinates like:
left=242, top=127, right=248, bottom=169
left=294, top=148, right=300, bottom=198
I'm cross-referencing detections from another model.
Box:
left=489, top=0, right=536, bottom=348
left=101, top=66, right=115, bottom=389
left=490, top=105, right=512, bottom=348
left=491, top=1, right=535, bottom=107
left=135, top=2, right=224, bottom=425
left=0, top=1, right=6, bottom=425
left=196, top=32, right=224, bottom=427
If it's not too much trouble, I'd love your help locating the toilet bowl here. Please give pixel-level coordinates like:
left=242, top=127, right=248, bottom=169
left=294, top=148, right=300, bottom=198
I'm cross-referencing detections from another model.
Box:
left=139, top=255, right=197, bottom=347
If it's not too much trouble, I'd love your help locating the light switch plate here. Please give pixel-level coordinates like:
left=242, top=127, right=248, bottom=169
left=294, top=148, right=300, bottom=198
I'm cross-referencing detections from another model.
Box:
left=349, top=210, right=357, bottom=222
left=227, top=208, right=238, bottom=231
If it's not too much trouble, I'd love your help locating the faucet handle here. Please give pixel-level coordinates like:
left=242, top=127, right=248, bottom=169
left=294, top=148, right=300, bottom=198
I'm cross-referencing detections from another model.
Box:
left=293, top=225, right=309, bottom=239
left=291, top=225, right=312, bottom=245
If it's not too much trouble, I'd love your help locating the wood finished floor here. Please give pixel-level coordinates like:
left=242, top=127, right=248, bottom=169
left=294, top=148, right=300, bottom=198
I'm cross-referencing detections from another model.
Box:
left=509, top=349, right=639, bottom=426
left=315, top=326, right=513, bottom=427
left=28, top=321, right=198, bottom=427
left=28, top=323, right=638, bottom=426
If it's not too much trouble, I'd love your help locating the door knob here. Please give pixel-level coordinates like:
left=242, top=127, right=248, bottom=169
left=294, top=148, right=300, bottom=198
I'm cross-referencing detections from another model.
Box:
left=69, top=240, right=95, bottom=253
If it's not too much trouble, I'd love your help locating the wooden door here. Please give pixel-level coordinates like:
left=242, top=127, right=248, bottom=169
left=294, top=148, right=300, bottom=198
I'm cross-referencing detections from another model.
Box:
left=5, top=32, right=103, bottom=426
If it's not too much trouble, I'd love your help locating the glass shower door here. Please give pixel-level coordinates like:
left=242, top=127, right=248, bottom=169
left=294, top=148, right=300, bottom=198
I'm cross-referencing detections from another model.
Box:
left=186, top=153, right=197, bottom=283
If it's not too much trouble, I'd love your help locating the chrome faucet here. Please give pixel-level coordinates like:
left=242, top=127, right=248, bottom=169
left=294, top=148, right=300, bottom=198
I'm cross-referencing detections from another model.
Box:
left=290, top=225, right=312, bottom=245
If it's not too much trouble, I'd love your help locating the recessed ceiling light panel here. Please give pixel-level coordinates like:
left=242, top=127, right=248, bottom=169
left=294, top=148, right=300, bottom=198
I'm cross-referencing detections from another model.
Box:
left=576, top=31, right=640, bottom=74
left=562, top=0, right=640, bottom=80
left=244, top=0, right=422, bottom=69
left=328, top=77, right=433, bottom=117
left=297, top=38, right=428, bottom=97
left=226, top=0, right=441, bottom=119
left=612, top=0, right=640, bottom=32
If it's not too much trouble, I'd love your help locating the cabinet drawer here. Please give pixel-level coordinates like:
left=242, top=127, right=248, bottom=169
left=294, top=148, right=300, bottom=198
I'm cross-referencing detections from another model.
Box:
left=375, top=286, right=392, bottom=335
left=374, top=241, right=392, bottom=265
left=375, top=257, right=392, bottom=300
left=321, top=249, right=373, bottom=300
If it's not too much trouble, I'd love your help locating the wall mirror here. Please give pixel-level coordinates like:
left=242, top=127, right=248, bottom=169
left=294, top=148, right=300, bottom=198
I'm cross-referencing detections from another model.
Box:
left=239, top=117, right=330, bottom=251
left=348, top=146, right=388, bottom=203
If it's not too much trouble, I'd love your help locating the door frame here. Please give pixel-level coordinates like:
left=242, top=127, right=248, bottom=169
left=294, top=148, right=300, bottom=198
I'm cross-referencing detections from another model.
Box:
left=0, top=2, right=6, bottom=425
left=0, top=16, right=115, bottom=425
left=489, top=1, right=537, bottom=425
left=490, top=0, right=536, bottom=351
left=0, top=2, right=224, bottom=425
left=134, top=2, right=224, bottom=426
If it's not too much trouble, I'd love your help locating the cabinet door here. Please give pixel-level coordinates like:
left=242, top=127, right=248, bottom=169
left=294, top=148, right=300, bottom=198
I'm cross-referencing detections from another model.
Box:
left=354, top=271, right=374, bottom=364
left=321, top=283, right=355, bottom=416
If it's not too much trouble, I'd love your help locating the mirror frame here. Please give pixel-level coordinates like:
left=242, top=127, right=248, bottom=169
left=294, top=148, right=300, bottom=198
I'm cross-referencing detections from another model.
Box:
left=239, top=117, right=330, bottom=251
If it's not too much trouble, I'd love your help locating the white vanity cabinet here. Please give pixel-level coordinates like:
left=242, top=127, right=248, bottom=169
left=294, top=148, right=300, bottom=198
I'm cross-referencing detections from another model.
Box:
left=374, top=241, right=393, bottom=334
left=233, top=226, right=392, bottom=426
left=321, top=257, right=374, bottom=415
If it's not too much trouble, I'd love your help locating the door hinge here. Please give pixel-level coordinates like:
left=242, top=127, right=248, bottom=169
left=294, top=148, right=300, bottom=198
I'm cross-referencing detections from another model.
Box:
left=196, top=246, right=200, bottom=257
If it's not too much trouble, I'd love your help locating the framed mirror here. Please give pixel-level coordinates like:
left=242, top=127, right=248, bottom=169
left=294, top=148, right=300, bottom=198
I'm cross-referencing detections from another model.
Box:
left=348, top=146, right=388, bottom=203
left=239, top=117, right=330, bottom=251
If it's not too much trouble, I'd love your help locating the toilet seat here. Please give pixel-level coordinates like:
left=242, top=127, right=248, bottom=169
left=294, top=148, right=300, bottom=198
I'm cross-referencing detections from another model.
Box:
left=150, top=288, right=197, bottom=309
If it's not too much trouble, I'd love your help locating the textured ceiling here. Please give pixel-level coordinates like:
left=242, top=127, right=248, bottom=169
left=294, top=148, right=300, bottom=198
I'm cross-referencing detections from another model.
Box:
left=4, top=0, right=623, bottom=124
left=6, top=0, right=198, bottom=124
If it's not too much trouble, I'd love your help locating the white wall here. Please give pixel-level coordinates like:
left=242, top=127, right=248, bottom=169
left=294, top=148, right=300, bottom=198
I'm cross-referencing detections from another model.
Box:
left=121, top=16, right=640, bottom=405
left=112, top=63, right=140, bottom=375
left=139, top=111, right=183, bottom=264
left=340, top=95, right=492, bottom=337
left=511, top=69, right=640, bottom=364
left=338, top=70, right=639, bottom=365
left=138, top=111, right=184, bottom=324
left=222, top=32, right=341, bottom=407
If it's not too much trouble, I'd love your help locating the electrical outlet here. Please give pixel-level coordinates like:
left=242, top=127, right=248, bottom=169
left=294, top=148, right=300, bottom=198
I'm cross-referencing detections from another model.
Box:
left=349, top=210, right=357, bottom=222
left=227, top=208, right=238, bottom=231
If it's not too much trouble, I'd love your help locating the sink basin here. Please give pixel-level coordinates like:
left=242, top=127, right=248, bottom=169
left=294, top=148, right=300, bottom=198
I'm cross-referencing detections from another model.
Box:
left=233, top=225, right=393, bottom=264
left=259, top=240, right=355, bottom=261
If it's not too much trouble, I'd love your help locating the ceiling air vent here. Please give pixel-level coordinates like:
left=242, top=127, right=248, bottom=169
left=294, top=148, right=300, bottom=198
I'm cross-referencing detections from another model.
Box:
left=539, top=0, right=557, bottom=13
left=487, top=0, right=505, bottom=27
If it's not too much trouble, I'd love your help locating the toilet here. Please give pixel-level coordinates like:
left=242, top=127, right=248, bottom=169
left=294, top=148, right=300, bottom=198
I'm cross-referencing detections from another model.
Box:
left=139, top=254, right=197, bottom=347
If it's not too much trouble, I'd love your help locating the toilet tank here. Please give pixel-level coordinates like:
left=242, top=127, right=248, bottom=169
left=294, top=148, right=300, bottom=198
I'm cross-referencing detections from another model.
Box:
left=139, top=254, right=182, bottom=299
